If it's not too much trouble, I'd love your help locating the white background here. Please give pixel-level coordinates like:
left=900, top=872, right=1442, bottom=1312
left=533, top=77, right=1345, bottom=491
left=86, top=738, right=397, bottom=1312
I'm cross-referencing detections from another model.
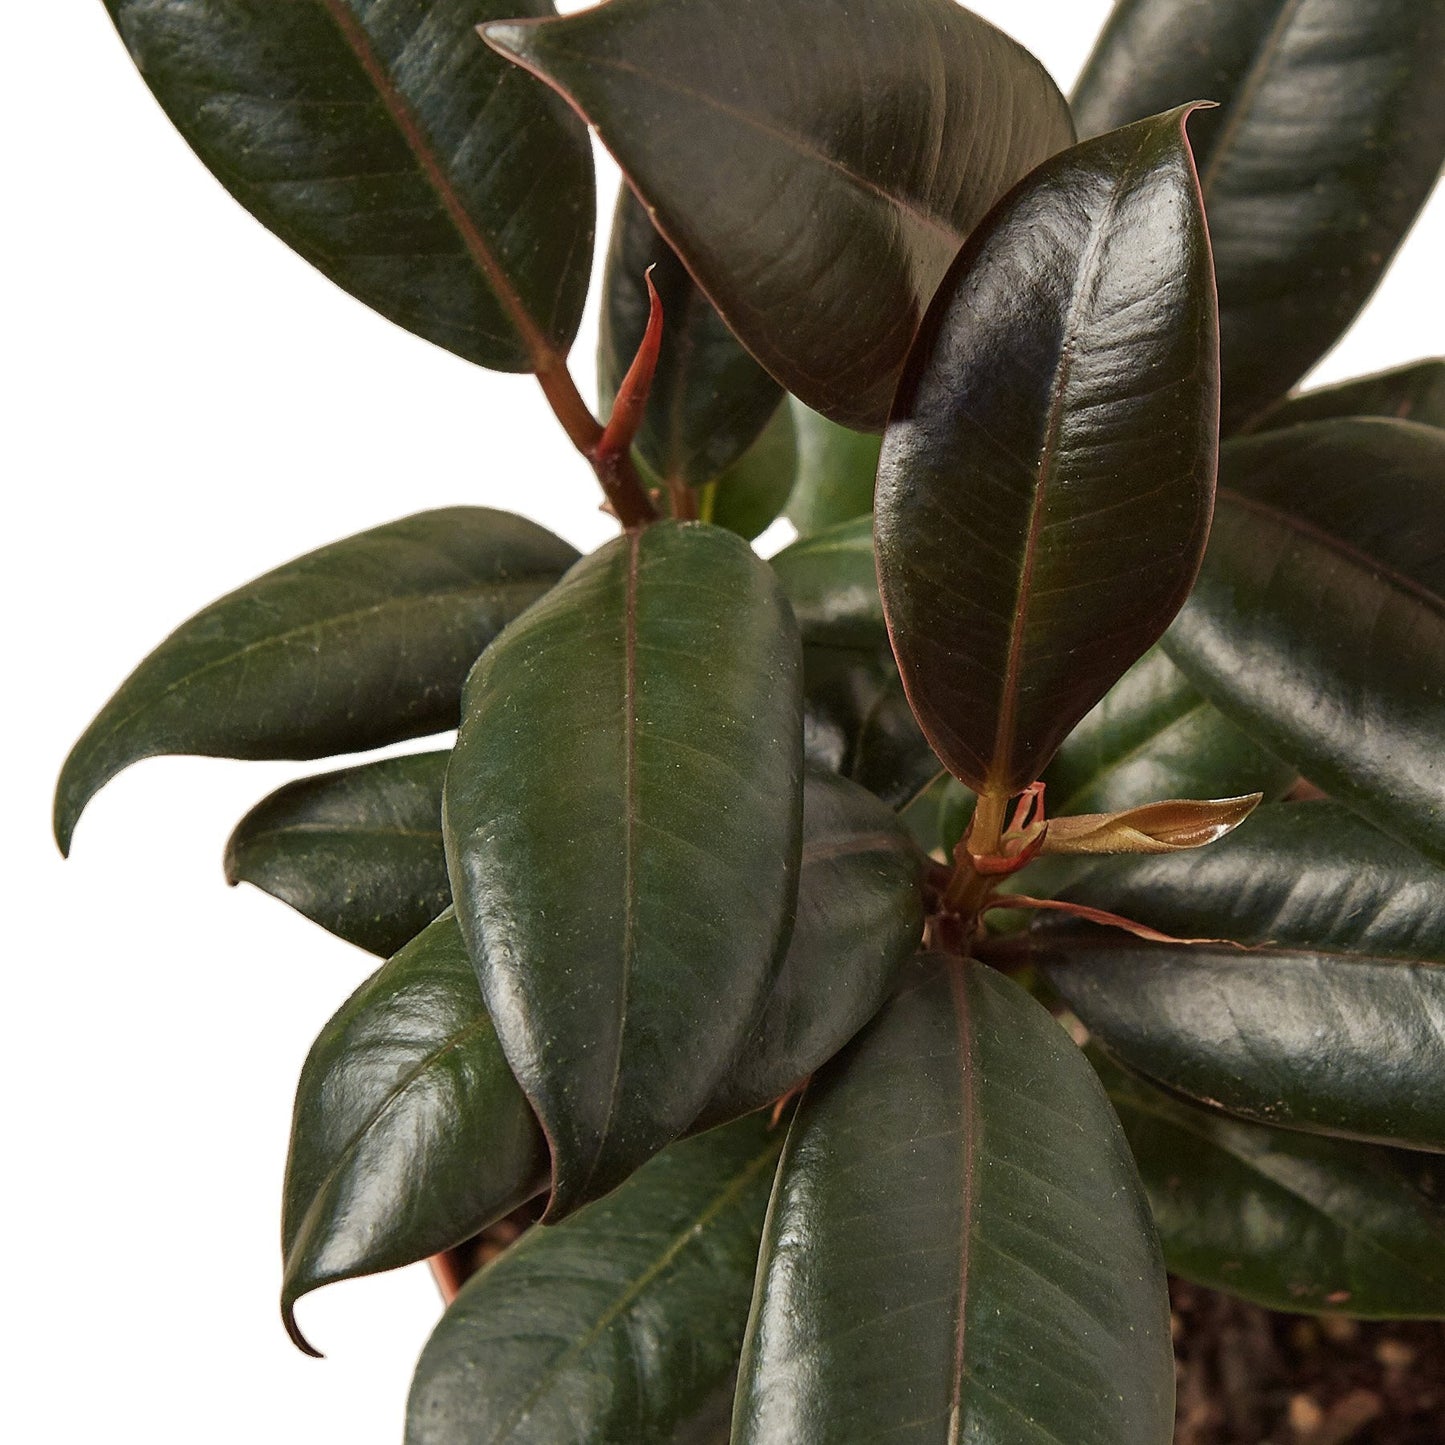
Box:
left=5, top=1, right=1440, bottom=1440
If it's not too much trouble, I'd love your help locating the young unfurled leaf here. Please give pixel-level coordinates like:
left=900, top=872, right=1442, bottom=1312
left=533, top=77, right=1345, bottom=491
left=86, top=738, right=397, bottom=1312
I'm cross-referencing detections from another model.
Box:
left=599, top=188, right=782, bottom=487
left=56, top=509, right=577, bottom=854
left=1094, top=1050, right=1445, bottom=1320
left=876, top=108, right=1218, bottom=799
left=445, top=521, right=803, bottom=1218
left=1165, top=418, right=1445, bottom=863
left=1072, top=0, right=1445, bottom=431
left=105, top=0, right=595, bottom=371
left=733, top=957, right=1174, bottom=1445
left=407, top=1115, right=783, bottom=1445
left=1040, top=793, right=1261, bottom=856
left=282, top=912, right=547, bottom=1356
left=483, top=0, right=1073, bottom=428
left=226, top=751, right=451, bottom=958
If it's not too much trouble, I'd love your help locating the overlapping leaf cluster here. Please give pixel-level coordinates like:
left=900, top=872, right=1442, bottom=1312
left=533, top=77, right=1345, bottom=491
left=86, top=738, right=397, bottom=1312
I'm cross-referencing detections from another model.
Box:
left=62, top=0, right=1445, bottom=1440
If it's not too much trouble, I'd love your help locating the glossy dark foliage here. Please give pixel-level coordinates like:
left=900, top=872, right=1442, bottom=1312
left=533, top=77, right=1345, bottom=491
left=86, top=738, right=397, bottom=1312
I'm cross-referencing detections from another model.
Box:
left=105, top=0, right=595, bottom=372
left=59, top=0, right=1445, bottom=1434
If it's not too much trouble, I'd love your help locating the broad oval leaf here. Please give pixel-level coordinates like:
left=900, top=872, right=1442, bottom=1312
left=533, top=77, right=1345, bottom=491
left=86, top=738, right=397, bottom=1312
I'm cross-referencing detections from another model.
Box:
left=702, top=405, right=798, bottom=542
left=56, top=509, right=577, bottom=855
left=599, top=189, right=782, bottom=487
left=1037, top=936, right=1445, bottom=1152
left=876, top=109, right=1218, bottom=797
left=770, top=515, right=882, bottom=650
left=733, top=956, right=1173, bottom=1444
left=407, top=1113, right=783, bottom=1445
left=483, top=0, right=1073, bottom=428
left=1163, top=417, right=1445, bottom=863
left=107, top=0, right=595, bottom=371
left=1094, top=1051, right=1445, bottom=1319
left=226, top=750, right=450, bottom=957
left=282, top=910, right=547, bottom=1356
left=445, top=521, right=803, bottom=1217
left=785, top=402, right=883, bottom=537
left=1252, top=359, right=1445, bottom=435
left=697, top=770, right=922, bottom=1129
left=1034, top=800, right=1445, bottom=961
left=1072, top=0, right=1445, bottom=431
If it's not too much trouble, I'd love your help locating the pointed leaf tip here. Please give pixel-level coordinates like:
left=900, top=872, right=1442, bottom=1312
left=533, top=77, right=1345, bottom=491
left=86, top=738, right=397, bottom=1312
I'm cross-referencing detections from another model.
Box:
left=478, top=20, right=539, bottom=63
left=282, top=1294, right=324, bottom=1360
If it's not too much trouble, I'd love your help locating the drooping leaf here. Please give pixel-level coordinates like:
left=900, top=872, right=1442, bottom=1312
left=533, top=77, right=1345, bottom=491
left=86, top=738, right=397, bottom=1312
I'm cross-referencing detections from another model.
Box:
left=56, top=509, right=577, bottom=854
left=1164, top=417, right=1445, bottom=863
left=702, top=404, right=798, bottom=542
left=406, top=1114, right=783, bottom=1445
left=1072, top=0, right=1445, bottom=431
left=1033, top=800, right=1445, bottom=960
left=282, top=911, right=547, bottom=1356
left=225, top=750, right=450, bottom=957
left=445, top=521, right=803, bottom=1217
left=770, top=515, right=883, bottom=650
left=799, top=644, right=939, bottom=809
left=785, top=402, right=883, bottom=536
left=733, top=956, right=1173, bottom=1444
left=697, top=770, right=922, bottom=1129
left=1093, top=1051, right=1445, bottom=1319
left=1251, top=359, right=1445, bottom=434
left=876, top=109, right=1218, bottom=797
left=106, top=0, right=595, bottom=371
left=483, top=0, right=1074, bottom=428
left=1041, top=647, right=1296, bottom=819
left=599, top=188, right=782, bottom=487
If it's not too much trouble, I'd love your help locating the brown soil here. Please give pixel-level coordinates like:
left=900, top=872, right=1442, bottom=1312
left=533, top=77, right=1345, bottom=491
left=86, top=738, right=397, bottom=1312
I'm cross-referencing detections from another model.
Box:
left=1172, top=1280, right=1445, bottom=1444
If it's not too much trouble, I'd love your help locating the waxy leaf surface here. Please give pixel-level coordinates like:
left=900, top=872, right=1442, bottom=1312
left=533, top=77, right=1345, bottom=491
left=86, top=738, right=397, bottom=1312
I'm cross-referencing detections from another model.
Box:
left=483, top=0, right=1073, bottom=428
left=57, top=509, right=577, bottom=854
left=785, top=403, right=883, bottom=536
left=702, top=405, right=798, bottom=542
left=1072, top=0, right=1445, bottom=431
left=445, top=521, right=803, bottom=1216
left=1164, top=418, right=1445, bottom=862
left=283, top=911, right=546, bottom=1355
left=734, top=957, right=1173, bottom=1444
left=1041, top=647, right=1295, bottom=818
left=226, top=750, right=451, bottom=957
left=106, top=0, right=595, bottom=370
left=697, top=771, right=922, bottom=1129
left=1252, top=359, right=1445, bottom=435
left=1094, top=1052, right=1445, bottom=1319
left=876, top=110, right=1218, bottom=796
left=407, top=1114, right=783, bottom=1445
left=599, top=189, right=781, bottom=487
left=770, top=515, right=883, bottom=650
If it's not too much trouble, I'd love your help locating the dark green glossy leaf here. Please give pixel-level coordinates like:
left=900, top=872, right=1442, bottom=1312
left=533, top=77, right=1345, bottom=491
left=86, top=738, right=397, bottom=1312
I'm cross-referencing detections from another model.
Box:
left=106, top=0, right=594, bottom=371
left=1164, top=418, right=1445, bottom=863
left=701, top=405, right=798, bottom=542
left=1041, top=647, right=1296, bottom=819
left=483, top=0, right=1073, bottom=429
left=282, top=911, right=546, bottom=1356
left=56, top=509, right=577, bottom=855
left=800, top=644, right=939, bottom=809
left=1072, top=0, right=1445, bottom=431
left=734, top=956, right=1173, bottom=1444
left=1252, top=359, right=1445, bottom=434
left=225, top=750, right=450, bottom=957
left=1037, top=939, right=1445, bottom=1153
left=445, top=521, right=803, bottom=1217
left=697, top=770, right=922, bottom=1129
left=785, top=402, right=883, bottom=536
left=1035, top=800, right=1445, bottom=960
left=1094, top=1051, right=1445, bottom=1319
left=877, top=109, right=1218, bottom=796
left=770, top=515, right=882, bottom=649
left=599, top=188, right=781, bottom=487
left=407, top=1114, right=783, bottom=1445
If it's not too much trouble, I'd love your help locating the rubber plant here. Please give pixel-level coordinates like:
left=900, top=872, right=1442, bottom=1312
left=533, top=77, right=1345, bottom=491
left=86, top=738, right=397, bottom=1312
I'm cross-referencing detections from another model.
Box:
left=60, top=0, right=1445, bottom=1440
